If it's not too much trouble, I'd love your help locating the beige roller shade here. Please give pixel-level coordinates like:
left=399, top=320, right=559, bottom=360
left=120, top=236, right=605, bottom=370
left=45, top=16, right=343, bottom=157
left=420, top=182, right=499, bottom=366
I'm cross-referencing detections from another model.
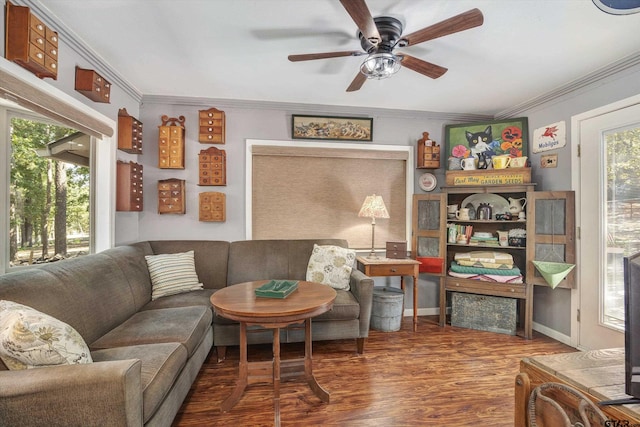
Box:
left=252, top=145, right=407, bottom=249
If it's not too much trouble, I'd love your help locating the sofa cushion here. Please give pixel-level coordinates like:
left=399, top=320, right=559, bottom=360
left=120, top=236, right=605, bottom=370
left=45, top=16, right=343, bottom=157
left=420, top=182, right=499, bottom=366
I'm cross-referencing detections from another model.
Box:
left=314, top=289, right=360, bottom=321
left=92, top=342, right=187, bottom=423
left=145, top=251, right=203, bottom=300
left=141, top=288, right=216, bottom=312
left=306, top=244, right=356, bottom=291
left=0, top=300, right=92, bottom=370
left=90, top=306, right=211, bottom=357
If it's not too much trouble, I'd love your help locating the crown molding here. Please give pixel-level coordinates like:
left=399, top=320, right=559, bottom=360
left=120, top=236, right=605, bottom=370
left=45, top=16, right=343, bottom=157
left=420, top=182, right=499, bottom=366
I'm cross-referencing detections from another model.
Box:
left=140, top=95, right=493, bottom=123
left=495, top=51, right=640, bottom=119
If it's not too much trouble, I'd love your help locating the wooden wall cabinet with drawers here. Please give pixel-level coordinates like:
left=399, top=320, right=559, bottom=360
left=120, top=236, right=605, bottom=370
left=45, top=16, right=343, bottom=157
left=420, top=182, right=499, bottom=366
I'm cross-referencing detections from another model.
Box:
left=75, top=67, right=111, bottom=103
left=5, top=1, right=58, bottom=79
left=117, top=108, right=143, bottom=154
left=158, top=116, right=185, bottom=169
left=158, top=179, right=185, bottom=214
left=198, top=147, right=226, bottom=186
left=116, top=161, right=143, bottom=212
left=199, top=108, right=225, bottom=143
left=199, top=192, right=225, bottom=222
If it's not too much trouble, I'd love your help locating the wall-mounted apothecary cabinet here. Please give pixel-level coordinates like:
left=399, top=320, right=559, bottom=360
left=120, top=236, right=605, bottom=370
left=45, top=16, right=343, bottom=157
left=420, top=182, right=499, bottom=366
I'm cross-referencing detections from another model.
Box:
left=117, top=108, right=143, bottom=154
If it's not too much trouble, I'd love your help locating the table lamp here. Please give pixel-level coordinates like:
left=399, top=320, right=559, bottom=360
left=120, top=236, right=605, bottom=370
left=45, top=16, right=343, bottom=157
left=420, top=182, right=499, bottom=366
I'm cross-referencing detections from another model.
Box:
left=358, top=194, right=390, bottom=259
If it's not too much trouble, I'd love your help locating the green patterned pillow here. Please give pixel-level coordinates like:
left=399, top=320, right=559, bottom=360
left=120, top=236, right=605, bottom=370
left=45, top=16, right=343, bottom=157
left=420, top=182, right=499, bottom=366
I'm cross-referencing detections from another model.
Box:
left=145, top=250, right=203, bottom=300
left=0, top=300, right=92, bottom=370
left=306, top=244, right=356, bottom=291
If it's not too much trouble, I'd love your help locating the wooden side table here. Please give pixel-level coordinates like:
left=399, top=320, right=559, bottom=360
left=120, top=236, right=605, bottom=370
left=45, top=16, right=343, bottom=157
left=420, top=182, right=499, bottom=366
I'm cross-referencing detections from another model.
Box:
left=356, top=256, right=421, bottom=331
left=210, top=281, right=336, bottom=427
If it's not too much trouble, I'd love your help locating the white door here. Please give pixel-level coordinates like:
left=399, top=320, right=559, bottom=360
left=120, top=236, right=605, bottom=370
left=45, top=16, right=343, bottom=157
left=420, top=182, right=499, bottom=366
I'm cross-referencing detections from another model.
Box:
left=578, top=102, right=640, bottom=349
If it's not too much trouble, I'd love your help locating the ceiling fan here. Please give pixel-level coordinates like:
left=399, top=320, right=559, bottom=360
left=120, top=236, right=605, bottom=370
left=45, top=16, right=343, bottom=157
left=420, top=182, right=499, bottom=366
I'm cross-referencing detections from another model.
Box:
left=288, top=0, right=484, bottom=92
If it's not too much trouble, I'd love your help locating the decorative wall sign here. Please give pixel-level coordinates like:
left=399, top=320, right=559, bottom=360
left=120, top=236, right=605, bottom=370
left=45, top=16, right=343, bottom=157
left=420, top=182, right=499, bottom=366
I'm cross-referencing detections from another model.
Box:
left=292, top=114, right=373, bottom=141
left=445, top=117, right=528, bottom=169
left=445, top=169, right=531, bottom=186
left=532, top=121, right=566, bottom=153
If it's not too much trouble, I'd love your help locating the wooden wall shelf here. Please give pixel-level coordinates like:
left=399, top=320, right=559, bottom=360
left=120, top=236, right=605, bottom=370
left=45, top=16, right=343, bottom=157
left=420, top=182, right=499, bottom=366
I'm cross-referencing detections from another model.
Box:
left=116, top=161, right=143, bottom=212
left=158, top=179, right=185, bottom=214
left=199, top=108, right=225, bottom=143
left=158, top=115, right=185, bottom=169
left=198, top=146, right=226, bottom=185
left=75, top=67, right=111, bottom=103
left=5, top=1, right=58, bottom=79
left=199, top=192, right=225, bottom=222
left=417, top=132, right=440, bottom=169
left=117, top=108, right=143, bottom=154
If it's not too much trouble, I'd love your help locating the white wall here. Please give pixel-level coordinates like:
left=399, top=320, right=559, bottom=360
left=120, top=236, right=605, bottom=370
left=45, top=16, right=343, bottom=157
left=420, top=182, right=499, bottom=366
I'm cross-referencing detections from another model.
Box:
left=516, top=60, right=640, bottom=337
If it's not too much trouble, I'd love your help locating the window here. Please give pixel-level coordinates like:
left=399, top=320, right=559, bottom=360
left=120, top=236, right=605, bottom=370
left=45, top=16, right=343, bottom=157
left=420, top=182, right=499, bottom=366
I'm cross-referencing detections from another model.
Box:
left=9, top=115, right=92, bottom=266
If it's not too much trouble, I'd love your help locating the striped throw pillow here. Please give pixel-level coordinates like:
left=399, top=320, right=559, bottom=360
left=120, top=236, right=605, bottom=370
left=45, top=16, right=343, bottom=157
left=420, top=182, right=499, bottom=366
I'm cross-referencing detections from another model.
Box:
left=145, top=250, right=203, bottom=300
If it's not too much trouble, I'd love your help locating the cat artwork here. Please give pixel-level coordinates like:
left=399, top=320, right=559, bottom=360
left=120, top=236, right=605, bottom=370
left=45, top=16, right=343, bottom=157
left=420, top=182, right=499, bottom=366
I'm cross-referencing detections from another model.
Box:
left=466, top=126, right=492, bottom=156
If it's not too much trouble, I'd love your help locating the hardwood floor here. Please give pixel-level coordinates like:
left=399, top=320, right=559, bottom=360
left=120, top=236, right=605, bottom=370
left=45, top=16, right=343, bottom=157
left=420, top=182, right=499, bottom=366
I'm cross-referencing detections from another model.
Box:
left=173, top=316, right=574, bottom=426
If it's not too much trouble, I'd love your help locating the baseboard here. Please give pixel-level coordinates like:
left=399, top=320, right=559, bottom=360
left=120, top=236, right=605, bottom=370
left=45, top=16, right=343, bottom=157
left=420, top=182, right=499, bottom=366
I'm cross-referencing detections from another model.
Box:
left=532, top=321, right=573, bottom=346
left=403, top=307, right=441, bottom=317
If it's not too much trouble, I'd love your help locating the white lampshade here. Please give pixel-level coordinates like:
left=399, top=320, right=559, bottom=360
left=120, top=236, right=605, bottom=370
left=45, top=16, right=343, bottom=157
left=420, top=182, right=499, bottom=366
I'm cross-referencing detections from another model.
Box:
left=358, top=194, right=390, bottom=219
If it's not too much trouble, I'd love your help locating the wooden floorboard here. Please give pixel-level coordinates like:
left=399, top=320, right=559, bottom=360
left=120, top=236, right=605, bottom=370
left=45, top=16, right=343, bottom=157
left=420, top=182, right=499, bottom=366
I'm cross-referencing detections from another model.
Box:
left=173, top=316, right=574, bottom=426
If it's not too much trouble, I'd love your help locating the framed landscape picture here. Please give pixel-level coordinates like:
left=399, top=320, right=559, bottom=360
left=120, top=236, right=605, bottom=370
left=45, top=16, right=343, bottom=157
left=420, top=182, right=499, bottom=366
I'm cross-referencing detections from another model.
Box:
left=445, top=117, right=529, bottom=168
left=291, top=114, right=373, bottom=141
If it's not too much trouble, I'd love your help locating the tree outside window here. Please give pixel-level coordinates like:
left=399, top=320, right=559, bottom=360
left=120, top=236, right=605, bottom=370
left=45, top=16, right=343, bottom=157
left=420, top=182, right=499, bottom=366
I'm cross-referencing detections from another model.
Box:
left=10, top=117, right=90, bottom=265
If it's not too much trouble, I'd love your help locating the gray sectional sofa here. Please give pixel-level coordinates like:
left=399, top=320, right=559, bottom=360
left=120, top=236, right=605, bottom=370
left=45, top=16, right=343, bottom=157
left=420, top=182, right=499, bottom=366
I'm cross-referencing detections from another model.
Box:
left=0, top=239, right=374, bottom=427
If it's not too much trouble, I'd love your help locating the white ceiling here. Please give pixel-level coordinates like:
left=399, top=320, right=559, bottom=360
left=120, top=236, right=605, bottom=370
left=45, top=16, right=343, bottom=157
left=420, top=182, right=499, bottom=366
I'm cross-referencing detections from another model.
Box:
left=32, top=0, right=640, bottom=116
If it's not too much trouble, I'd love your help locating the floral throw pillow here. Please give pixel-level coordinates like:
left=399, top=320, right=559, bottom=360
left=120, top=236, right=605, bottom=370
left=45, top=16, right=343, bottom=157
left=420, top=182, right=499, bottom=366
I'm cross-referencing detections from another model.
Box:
left=0, top=300, right=93, bottom=370
left=306, top=244, right=356, bottom=291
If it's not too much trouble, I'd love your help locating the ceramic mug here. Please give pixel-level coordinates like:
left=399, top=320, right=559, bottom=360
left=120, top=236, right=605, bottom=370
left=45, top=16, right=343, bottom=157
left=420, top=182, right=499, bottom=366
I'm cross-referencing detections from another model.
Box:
left=492, top=155, right=511, bottom=169
left=461, top=157, right=476, bottom=170
left=509, top=156, right=528, bottom=168
left=456, top=208, right=470, bottom=220
left=448, top=156, right=463, bottom=170
left=447, top=204, right=457, bottom=218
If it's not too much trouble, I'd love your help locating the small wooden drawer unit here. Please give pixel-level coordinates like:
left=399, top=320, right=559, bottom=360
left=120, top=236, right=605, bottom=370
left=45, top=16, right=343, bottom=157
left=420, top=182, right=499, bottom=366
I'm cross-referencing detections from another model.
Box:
left=417, top=132, right=441, bottom=169
left=199, top=108, right=225, bottom=143
left=199, top=192, right=225, bottom=222
left=116, top=161, right=143, bottom=212
left=386, top=241, right=407, bottom=259
left=75, top=67, right=111, bottom=103
left=158, top=179, right=185, bottom=214
left=158, top=115, right=185, bottom=169
left=5, top=1, right=59, bottom=79
left=198, top=147, right=226, bottom=185
left=117, top=108, right=143, bottom=154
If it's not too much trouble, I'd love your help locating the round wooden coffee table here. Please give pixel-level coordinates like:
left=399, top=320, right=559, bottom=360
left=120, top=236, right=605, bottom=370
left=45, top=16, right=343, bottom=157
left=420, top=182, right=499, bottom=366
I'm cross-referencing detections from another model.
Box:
left=210, top=280, right=336, bottom=426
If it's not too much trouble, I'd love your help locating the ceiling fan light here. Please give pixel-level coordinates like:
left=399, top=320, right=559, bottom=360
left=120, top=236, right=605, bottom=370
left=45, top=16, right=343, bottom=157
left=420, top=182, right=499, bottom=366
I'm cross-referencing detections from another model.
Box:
left=360, top=52, right=401, bottom=80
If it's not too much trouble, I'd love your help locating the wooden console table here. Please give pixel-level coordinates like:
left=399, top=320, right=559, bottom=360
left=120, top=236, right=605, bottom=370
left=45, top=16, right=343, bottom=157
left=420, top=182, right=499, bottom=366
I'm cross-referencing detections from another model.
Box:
left=356, top=256, right=420, bottom=331
left=515, top=348, right=640, bottom=426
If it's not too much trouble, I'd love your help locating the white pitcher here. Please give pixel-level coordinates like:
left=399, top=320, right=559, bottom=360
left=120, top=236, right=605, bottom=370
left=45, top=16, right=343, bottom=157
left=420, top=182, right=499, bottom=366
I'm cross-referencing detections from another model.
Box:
left=508, top=197, right=527, bottom=215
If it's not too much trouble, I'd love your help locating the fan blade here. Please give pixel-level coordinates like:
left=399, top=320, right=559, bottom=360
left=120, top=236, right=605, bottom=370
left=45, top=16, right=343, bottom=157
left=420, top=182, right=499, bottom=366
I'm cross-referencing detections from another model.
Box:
left=288, top=51, right=364, bottom=61
left=402, top=8, right=484, bottom=46
left=346, top=72, right=367, bottom=92
left=400, top=55, right=448, bottom=79
left=339, top=0, right=381, bottom=45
